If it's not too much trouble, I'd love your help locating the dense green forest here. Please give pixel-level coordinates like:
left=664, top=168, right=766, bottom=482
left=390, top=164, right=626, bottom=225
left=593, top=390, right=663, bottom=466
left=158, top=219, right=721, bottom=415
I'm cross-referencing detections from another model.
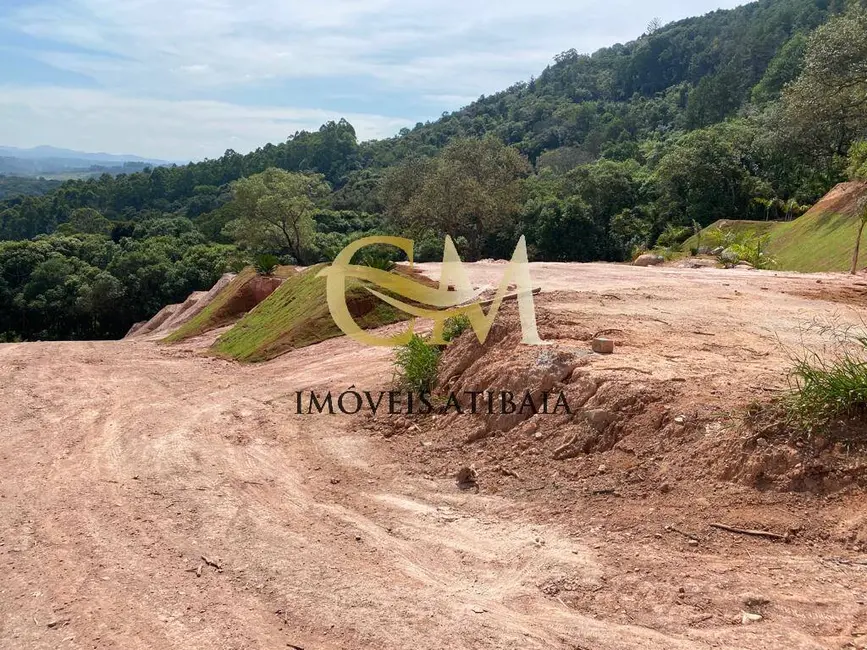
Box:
left=2, top=0, right=866, bottom=341
left=0, top=176, right=62, bottom=199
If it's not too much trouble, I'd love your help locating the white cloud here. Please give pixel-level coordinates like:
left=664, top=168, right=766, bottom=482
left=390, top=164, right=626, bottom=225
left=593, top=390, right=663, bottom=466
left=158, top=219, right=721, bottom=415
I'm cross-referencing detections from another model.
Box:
left=0, top=86, right=413, bottom=160
left=0, top=0, right=748, bottom=157
left=10, top=0, right=747, bottom=96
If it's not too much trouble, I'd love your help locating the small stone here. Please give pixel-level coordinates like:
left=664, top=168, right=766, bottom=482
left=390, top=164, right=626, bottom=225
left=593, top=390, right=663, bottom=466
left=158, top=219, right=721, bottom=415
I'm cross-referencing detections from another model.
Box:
left=591, top=338, right=615, bottom=354
left=456, top=466, right=478, bottom=487
left=534, top=432, right=543, bottom=440
left=741, top=612, right=763, bottom=624
left=597, top=464, right=607, bottom=474
left=674, top=415, right=686, bottom=425
left=633, top=254, right=665, bottom=267
left=659, top=482, right=672, bottom=494
left=330, top=478, right=340, bottom=485
left=585, top=409, right=615, bottom=432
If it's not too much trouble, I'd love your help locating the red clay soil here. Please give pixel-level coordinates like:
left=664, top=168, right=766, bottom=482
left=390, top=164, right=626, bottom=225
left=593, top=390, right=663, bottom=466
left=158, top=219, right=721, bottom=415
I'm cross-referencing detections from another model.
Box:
left=805, top=181, right=867, bottom=219
left=3, top=262, right=867, bottom=650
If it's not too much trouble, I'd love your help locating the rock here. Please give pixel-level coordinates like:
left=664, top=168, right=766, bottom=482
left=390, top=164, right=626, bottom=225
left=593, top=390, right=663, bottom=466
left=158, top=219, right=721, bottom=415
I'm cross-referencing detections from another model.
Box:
left=585, top=409, right=616, bottom=432
left=720, top=248, right=739, bottom=265
left=711, top=246, right=725, bottom=256
left=688, top=539, right=699, bottom=546
left=684, top=259, right=717, bottom=269
left=591, top=338, right=615, bottom=354
left=741, top=612, right=763, bottom=624
left=659, top=482, right=672, bottom=494
left=456, top=465, right=478, bottom=488
left=674, top=415, right=686, bottom=425
left=633, top=254, right=665, bottom=267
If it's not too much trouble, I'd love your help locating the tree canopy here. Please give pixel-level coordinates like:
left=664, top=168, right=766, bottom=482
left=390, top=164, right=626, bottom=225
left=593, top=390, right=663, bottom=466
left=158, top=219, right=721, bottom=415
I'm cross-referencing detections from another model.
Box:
left=1, top=0, right=867, bottom=341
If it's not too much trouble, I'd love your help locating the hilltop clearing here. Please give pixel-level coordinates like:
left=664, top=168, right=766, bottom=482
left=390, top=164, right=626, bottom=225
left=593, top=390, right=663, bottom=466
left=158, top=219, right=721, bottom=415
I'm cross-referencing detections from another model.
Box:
left=3, top=262, right=867, bottom=649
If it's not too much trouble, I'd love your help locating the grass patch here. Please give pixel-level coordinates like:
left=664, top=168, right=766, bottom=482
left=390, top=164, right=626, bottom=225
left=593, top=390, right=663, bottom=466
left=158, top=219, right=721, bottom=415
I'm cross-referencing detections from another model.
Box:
left=212, top=264, right=407, bottom=362
left=163, top=265, right=294, bottom=343
left=788, top=330, right=867, bottom=425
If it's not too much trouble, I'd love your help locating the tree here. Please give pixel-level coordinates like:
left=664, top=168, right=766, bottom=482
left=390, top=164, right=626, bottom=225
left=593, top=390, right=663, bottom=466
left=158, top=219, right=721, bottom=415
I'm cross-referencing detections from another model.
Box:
left=225, top=168, right=330, bottom=264
left=57, top=208, right=113, bottom=236
left=650, top=123, right=764, bottom=227
left=382, top=137, right=531, bottom=259
left=851, top=200, right=867, bottom=274
left=847, top=141, right=867, bottom=180
left=781, top=9, right=867, bottom=160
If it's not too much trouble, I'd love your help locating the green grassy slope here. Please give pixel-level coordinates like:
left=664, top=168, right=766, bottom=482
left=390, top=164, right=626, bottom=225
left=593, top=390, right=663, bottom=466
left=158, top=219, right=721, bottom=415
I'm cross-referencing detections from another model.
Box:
left=683, top=182, right=867, bottom=273
left=163, top=266, right=294, bottom=343
left=212, top=265, right=408, bottom=363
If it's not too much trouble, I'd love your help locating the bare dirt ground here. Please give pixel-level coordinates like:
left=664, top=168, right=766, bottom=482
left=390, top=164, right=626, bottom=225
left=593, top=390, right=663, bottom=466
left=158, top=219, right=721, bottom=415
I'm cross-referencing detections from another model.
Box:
left=2, top=262, right=867, bottom=650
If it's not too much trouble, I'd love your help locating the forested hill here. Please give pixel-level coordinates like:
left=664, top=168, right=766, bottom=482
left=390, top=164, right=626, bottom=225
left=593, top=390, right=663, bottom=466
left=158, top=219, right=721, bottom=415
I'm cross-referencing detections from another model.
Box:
left=2, top=0, right=866, bottom=342
left=365, top=0, right=835, bottom=164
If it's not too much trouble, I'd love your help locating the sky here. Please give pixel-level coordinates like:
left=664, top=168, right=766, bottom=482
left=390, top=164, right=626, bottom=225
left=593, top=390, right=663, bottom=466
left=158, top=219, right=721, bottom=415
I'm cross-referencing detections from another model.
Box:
left=0, top=0, right=746, bottom=162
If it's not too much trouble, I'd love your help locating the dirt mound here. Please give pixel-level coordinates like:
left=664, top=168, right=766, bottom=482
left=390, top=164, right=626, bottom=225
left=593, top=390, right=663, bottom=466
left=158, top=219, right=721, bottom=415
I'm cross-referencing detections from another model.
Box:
left=153, top=273, right=235, bottom=335
left=804, top=180, right=867, bottom=219
left=163, top=268, right=290, bottom=343
left=710, top=404, right=867, bottom=493
left=212, top=265, right=410, bottom=363
left=371, top=300, right=867, bottom=498
left=123, top=303, right=180, bottom=340
left=125, top=274, right=235, bottom=340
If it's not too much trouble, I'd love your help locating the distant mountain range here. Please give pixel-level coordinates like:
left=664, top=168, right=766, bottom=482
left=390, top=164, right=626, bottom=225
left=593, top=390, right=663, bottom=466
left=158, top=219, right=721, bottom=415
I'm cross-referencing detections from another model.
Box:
left=0, top=145, right=173, bottom=165
left=0, top=145, right=177, bottom=178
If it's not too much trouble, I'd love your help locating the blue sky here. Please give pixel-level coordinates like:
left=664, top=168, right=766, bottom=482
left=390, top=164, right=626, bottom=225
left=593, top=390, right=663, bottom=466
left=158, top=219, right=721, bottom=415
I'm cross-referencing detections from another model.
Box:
left=0, top=0, right=745, bottom=161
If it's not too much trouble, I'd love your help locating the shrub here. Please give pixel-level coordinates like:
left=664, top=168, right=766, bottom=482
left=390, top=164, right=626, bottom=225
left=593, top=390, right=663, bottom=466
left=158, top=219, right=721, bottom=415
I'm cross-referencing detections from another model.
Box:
left=359, top=252, right=396, bottom=271
left=727, top=232, right=776, bottom=269
left=394, top=334, right=441, bottom=393
left=656, top=224, right=692, bottom=248
left=442, top=314, right=471, bottom=342
left=254, top=253, right=279, bottom=276
left=652, top=246, right=680, bottom=261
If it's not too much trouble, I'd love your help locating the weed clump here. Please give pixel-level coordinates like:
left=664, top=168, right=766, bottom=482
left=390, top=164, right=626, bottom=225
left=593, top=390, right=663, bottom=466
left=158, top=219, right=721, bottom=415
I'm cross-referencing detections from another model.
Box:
left=393, top=315, right=473, bottom=392
left=394, top=334, right=442, bottom=393
left=789, top=337, right=867, bottom=424
left=442, top=315, right=471, bottom=343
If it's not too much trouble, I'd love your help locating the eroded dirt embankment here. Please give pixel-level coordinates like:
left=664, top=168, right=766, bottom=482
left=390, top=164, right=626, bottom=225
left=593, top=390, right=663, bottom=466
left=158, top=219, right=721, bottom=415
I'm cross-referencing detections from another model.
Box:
left=3, top=262, right=867, bottom=650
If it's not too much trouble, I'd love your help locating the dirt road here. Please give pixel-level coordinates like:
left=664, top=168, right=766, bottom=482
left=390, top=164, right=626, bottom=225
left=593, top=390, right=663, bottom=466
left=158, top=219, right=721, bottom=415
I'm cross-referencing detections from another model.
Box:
left=2, top=263, right=866, bottom=649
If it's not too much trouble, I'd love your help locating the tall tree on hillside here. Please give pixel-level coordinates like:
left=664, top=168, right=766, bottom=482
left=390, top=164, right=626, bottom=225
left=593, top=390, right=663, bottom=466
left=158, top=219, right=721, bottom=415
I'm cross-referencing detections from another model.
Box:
left=850, top=201, right=867, bottom=274
left=848, top=144, right=867, bottom=274
left=225, top=168, right=330, bottom=264
left=781, top=9, right=867, bottom=160
left=382, top=137, right=531, bottom=259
